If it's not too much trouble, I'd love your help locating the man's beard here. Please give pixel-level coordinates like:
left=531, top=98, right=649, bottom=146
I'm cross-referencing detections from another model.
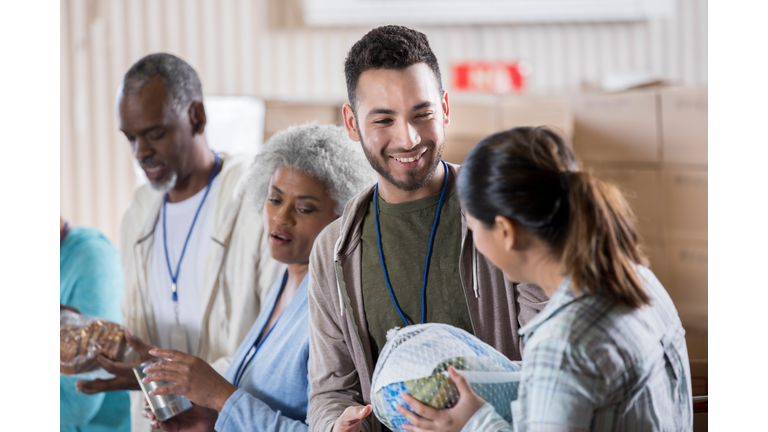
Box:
left=358, top=127, right=445, bottom=193
left=140, top=156, right=178, bottom=192
left=148, top=171, right=178, bottom=192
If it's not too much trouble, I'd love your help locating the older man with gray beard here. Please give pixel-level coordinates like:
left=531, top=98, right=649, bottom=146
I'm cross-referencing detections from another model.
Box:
left=74, top=53, right=283, bottom=432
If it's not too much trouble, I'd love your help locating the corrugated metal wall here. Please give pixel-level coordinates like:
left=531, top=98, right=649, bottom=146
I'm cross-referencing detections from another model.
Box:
left=60, top=0, right=707, bottom=245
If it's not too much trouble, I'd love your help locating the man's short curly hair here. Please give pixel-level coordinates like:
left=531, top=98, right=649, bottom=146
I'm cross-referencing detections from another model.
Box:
left=247, top=123, right=377, bottom=216
left=122, top=53, right=203, bottom=114
left=344, top=25, right=443, bottom=111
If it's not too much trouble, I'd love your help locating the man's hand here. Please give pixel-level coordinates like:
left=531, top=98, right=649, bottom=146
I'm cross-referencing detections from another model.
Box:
left=76, top=329, right=156, bottom=394
left=396, top=367, right=486, bottom=432
left=141, top=348, right=237, bottom=412
left=142, top=401, right=218, bottom=432
left=333, top=404, right=373, bottom=432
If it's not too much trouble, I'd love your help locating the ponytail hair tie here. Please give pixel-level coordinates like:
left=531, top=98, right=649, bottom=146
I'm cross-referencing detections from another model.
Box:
left=560, top=170, right=572, bottom=192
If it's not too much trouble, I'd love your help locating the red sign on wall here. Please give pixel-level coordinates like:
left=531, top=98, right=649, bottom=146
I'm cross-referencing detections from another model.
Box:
left=452, top=61, right=528, bottom=93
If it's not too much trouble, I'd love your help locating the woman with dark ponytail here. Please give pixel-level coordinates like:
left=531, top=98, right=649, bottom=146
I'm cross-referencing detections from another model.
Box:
left=396, top=127, right=692, bottom=432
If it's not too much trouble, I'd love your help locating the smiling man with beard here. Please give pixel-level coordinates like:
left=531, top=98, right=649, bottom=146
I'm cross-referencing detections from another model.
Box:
left=306, top=26, right=549, bottom=432
left=74, top=53, right=282, bottom=432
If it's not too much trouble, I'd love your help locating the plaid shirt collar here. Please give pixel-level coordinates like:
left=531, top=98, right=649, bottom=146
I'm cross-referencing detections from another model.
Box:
left=518, top=275, right=588, bottom=340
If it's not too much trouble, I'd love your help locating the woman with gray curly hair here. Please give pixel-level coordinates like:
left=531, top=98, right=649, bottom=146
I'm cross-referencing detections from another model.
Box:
left=142, top=123, right=376, bottom=432
left=248, top=123, right=378, bottom=217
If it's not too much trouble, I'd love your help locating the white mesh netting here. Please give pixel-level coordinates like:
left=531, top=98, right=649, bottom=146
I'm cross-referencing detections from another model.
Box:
left=371, top=323, right=521, bottom=431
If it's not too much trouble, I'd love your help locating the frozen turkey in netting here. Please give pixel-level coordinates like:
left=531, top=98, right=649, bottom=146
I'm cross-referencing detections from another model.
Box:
left=370, top=323, right=521, bottom=432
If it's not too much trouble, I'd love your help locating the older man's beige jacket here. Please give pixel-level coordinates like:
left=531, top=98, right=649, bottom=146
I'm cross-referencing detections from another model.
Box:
left=119, top=152, right=283, bottom=432
left=307, top=162, right=549, bottom=432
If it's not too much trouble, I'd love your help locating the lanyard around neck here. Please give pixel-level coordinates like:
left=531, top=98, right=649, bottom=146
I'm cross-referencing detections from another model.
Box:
left=233, top=271, right=289, bottom=388
left=163, top=150, right=220, bottom=316
left=374, top=159, right=449, bottom=327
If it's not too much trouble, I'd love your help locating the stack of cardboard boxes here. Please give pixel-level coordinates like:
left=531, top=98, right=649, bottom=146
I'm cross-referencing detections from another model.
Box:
left=571, top=88, right=666, bottom=295
left=442, top=87, right=708, bottom=364
left=659, top=87, right=708, bottom=347
left=442, top=95, right=573, bottom=164
left=572, top=87, right=708, bottom=361
left=572, top=87, right=708, bottom=430
left=443, top=96, right=500, bottom=164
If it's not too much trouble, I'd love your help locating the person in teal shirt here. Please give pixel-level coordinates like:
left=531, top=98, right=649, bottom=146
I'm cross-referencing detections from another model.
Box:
left=60, top=218, right=131, bottom=432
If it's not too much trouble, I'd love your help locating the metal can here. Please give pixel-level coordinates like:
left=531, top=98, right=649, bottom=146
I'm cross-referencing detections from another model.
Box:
left=133, top=357, right=192, bottom=421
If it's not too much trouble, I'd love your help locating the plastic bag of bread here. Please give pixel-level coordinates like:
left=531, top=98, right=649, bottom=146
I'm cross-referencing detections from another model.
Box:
left=60, top=309, right=139, bottom=375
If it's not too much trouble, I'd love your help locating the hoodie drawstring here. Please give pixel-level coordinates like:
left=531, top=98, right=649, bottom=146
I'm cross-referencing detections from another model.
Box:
left=472, top=243, right=479, bottom=298
left=334, top=234, right=345, bottom=316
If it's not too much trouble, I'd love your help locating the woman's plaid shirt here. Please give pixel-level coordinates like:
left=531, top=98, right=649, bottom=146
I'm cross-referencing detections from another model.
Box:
left=463, top=266, right=693, bottom=432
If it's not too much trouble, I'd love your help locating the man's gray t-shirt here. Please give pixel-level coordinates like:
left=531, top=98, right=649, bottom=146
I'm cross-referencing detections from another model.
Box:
left=360, top=177, right=474, bottom=365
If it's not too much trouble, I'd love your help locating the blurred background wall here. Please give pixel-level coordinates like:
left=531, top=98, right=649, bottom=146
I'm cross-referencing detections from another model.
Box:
left=60, top=0, right=707, bottom=246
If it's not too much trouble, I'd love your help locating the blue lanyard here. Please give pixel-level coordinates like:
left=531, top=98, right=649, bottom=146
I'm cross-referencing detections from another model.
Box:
left=163, top=150, right=220, bottom=308
left=374, top=159, right=449, bottom=326
left=233, top=271, right=289, bottom=388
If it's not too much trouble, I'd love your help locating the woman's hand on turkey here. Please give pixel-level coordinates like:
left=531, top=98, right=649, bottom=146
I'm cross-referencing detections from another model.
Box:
left=396, top=367, right=486, bottom=432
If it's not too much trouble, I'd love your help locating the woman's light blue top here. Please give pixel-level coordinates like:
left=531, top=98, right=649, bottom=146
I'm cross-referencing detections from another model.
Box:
left=60, top=227, right=131, bottom=432
left=216, top=271, right=310, bottom=432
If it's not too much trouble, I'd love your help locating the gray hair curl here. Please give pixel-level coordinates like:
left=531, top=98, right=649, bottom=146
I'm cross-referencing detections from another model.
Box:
left=122, top=53, right=203, bottom=114
left=248, top=123, right=377, bottom=216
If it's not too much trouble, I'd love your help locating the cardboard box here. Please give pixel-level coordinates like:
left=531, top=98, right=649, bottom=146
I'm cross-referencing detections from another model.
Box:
left=571, top=90, right=660, bottom=164
left=662, top=170, right=708, bottom=241
left=264, top=101, right=341, bottom=140
left=445, top=101, right=499, bottom=140
left=500, top=96, right=574, bottom=142
left=442, top=139, right=481, bottom=165
left=443, top=96, right=574, bottom=162
left=661, top=87, right=708, bottom=166
left=642, top=236, right=667, bottom=288
left=664, top=237, right=707, bottom=333
left=594, top=168, right=663, bottom=241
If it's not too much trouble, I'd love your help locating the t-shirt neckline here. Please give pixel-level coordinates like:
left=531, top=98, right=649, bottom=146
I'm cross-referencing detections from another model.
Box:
left=375, top=176, right=456, bottom=216
left=163, top=174, right=221, bottom=216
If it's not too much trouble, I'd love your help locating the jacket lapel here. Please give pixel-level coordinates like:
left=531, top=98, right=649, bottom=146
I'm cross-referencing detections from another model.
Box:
left=133, top=196, right=163, bottom=346
left=333, top=186, right=378, bottom=405
left=197, top=153, right=241, bottom=357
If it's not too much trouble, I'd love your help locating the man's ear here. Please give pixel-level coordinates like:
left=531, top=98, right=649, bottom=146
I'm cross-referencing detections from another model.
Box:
left=188, top=101, right=207, bottom=136
left=494, top=215, right=516, bottom=252
left=441, top=90, right=450, bottom=127
left=342, top=103, right=360, bottom=142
